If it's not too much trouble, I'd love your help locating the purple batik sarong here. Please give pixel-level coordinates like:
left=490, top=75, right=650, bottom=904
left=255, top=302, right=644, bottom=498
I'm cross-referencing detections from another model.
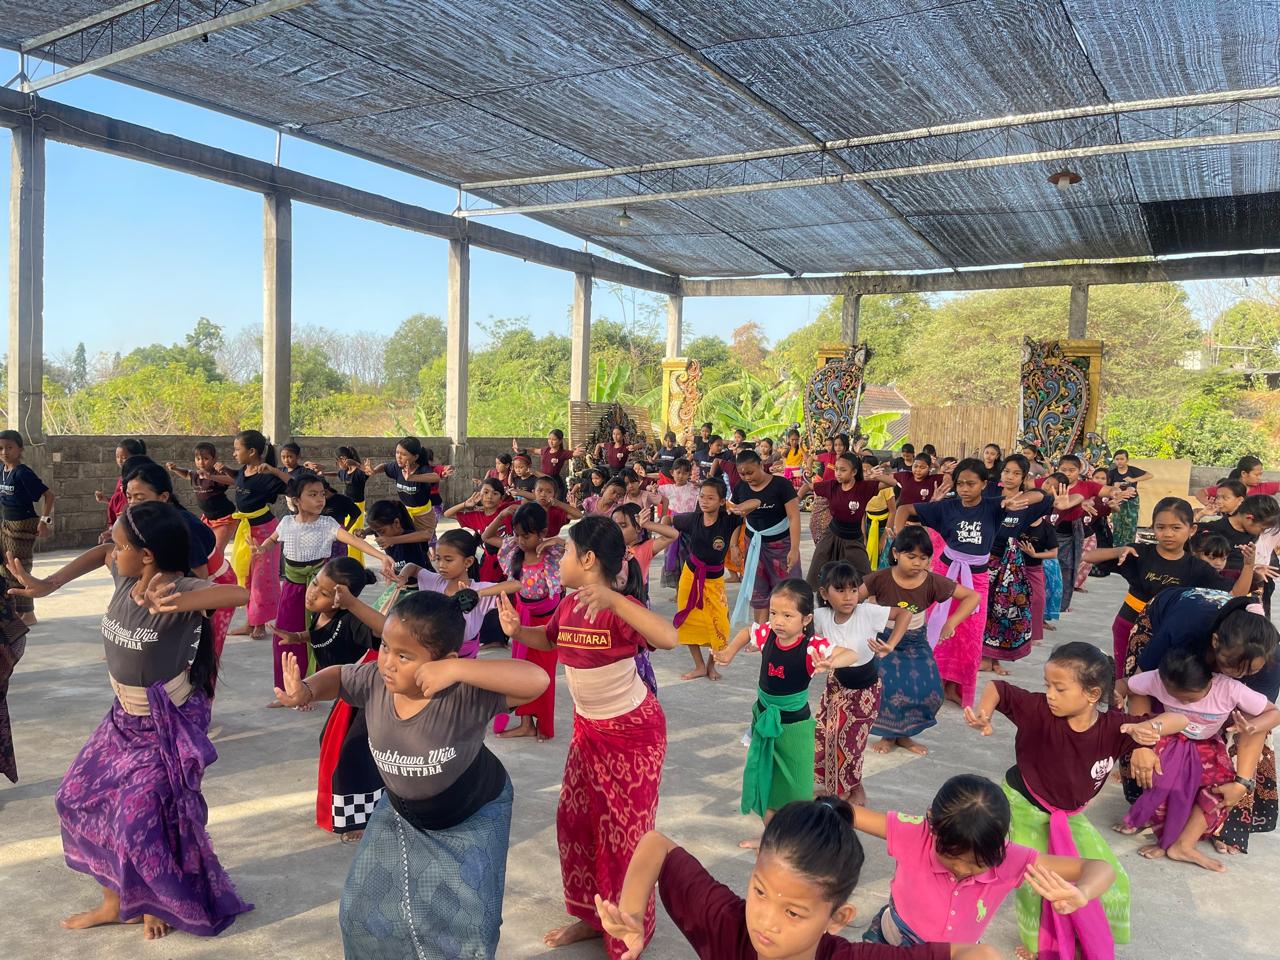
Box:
left=56, top=682, right=252, bottom=936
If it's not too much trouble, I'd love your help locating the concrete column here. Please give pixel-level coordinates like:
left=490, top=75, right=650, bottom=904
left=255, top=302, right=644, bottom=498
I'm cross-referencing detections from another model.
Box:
left=8, top=124, right=45, bottom=442
left=570, top=272, right=592, bottom=403
left=1068, top=283, right=1088, bottom=338
left=840, top=293, right=862, bottom=344
left=262, top=192, right=292, bottom=444
left=445, top=238, right=470, bottom=444
left=665, top=294, right=683, bottom=358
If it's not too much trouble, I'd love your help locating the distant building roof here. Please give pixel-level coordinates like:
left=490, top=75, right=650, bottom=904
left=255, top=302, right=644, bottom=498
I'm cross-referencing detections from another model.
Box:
left=860, top=384, right=912, bottom=446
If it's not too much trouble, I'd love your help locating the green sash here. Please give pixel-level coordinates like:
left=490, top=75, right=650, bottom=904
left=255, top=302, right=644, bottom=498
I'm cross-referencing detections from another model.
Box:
left=740, top=686, right=810, bottom=818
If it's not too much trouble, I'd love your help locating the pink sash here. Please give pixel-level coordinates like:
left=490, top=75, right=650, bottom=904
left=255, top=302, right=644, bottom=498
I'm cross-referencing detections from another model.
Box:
left=1023, top=780, right=1115, bottom=960
left=673, top=553, right=723, bottom=628
left=925, top=545, right=989, bottom=648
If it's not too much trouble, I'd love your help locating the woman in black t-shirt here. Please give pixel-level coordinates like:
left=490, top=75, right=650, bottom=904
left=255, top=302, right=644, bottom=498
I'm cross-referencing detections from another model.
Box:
left=364, top=436, right=453, bottom=542
left=230, top=430, right=290, bottom=640
left=0, top=429, right=54, bottom=625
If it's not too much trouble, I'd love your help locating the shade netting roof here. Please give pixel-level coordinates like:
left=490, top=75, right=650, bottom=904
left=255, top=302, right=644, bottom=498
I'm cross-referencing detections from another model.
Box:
left=2, top=0, right=1277, bottom=277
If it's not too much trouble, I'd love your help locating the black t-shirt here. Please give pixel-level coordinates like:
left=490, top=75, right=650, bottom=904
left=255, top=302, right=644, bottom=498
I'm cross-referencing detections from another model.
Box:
left=323, top=492, right=361, bottom=528
left=733, top=476, right=797, bottom=542
left=179, top=506, right=217, bottom=571
left=655, top=447, right=681, bottom=478
left=1104, top=543, right=1220, bottom=623
left=310, top=610, right=376, bottom=671
left=1200, top=516, right=1257, bottom=574
left=0, top=463, right=48, bottom=520
left=672, top=509, right=742, bottom=575
left=757, top=627, right=812, bottom=698
left=1018, top=519, right=1056, bottom=568
left=1107, top=466, right=1149, bottom=487
left=389, top=540, right=432, bottom=575
left=234, top=468, right=286, bottom=523
left=384, top=462, right=433, bottom=508
left=190, top=470, right=234, bottom=521
left=510, top=474, right=538, bottom=494
left=337, top=466, right=368, bottom=503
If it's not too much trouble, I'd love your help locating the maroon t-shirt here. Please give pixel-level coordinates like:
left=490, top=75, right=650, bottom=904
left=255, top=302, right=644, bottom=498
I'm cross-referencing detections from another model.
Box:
left=602, top=442, right=629, bottom=471
left=540, top=447, right=573, bottom=477
left=545, top=504, right=569, bottom=538
left=895, top=472, right=942, bottom=505
left=812, top=479, right=883, bottom=527
left=994, top=680, right=1143, bottom=810
left=659, top=846, right=950, bottom=960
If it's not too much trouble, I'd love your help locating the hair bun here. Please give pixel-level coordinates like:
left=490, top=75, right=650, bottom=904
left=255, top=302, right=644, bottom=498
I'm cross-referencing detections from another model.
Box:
left=363, top=569, right=378, bottom=586
left=453, top=588, right=480, bottom=614
left=814, top=794, right=854, bottom=826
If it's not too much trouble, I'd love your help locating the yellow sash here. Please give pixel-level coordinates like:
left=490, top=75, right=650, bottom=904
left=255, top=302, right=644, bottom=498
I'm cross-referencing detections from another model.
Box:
left=346, top=501, right=367, bottom=562
left=230, top=505, right=272, bottom=585
left=866, top=508, right=890, bottom=570
left=1123, top=593, right=1147, bottom=614
left=406, top=502, right=433, bottom=518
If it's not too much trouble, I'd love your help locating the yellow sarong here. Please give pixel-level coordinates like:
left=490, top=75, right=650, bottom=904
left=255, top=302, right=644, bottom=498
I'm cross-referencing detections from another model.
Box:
left=230, top=505, right=272, bottom=586
left=675, top=565, right=729, bottom=651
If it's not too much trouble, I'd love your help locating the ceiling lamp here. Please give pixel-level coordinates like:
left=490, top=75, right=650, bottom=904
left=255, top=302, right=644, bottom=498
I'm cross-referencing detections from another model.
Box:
left=1048, top=169, right=1082, bottom=192
left=616, top=206, right=634, bottom=227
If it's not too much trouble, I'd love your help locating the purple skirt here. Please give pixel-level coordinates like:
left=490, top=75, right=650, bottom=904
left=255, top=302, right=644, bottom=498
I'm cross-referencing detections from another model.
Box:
left=56, top=684, right=252, bottom=935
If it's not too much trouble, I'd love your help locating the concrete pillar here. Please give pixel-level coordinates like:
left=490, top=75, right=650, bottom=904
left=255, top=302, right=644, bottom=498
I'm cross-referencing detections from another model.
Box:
left=1068, top=283, right=1088, bottom=338
left=445, top=238, right=470, bottom=444
left=840, top=293, right=862, bottom=344
left=262, top=192, right=292, bottom=444
left=570, top=272, right=592, bottom=403
left=665, top=294, right=683, bottom=358
left=8, top=124, right=45, bottom=442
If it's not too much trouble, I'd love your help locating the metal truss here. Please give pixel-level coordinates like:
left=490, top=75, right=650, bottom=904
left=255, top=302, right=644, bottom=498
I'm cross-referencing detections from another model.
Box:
left=19, top=0, right=312, bottom=94
left=457, top=87, right=1280, bottom=218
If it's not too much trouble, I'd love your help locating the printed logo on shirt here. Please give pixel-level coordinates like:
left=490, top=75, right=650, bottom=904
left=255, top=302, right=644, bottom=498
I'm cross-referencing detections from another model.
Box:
left=767, top=663, right=785, bottom=679
left=846, top=500, right=861, bottom=513
left=1143, top=571, right=1186, bottom=587
left=897, top=813, right=925, bottom=824
left=370, top=746, right=457, bottom=778
left=101, top=617, right=162, bottom=651
left=956, top=520, right=984, bottom=545
left=395, top=480, right=420, bottom=495
left=557, top=626, right=612, bottom=650
left=1090, top=757, right=1114, bottom=789
left=712, top=537, right=726, bottom=551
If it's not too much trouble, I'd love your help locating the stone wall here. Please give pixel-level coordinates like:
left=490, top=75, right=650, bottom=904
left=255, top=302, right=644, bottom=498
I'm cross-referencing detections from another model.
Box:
left=30, top=434, right=547, bottom=551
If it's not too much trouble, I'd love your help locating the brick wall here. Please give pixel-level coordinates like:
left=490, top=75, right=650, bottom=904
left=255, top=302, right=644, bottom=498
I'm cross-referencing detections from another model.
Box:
left=30, top=434, right=547, bottom=551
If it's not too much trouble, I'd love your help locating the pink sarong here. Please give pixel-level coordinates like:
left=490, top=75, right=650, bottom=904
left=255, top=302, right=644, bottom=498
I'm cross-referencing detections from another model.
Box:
left=927, top=545, right=990, bottom=708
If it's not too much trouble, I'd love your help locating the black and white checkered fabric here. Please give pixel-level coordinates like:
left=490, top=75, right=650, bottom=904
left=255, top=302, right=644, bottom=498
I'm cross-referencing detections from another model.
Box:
left=332, top=789, right=382, bottom=831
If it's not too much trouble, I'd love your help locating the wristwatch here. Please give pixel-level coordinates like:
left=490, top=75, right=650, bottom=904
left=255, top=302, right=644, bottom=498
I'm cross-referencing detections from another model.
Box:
left=38, top=515, right=53, bottom=526
left=1234, top=775, right=1257, bottom=793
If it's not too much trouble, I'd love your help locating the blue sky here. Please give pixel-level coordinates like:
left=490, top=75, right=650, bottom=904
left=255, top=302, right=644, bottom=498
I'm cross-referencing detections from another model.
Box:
left=0, top=52, right=828, bottom=362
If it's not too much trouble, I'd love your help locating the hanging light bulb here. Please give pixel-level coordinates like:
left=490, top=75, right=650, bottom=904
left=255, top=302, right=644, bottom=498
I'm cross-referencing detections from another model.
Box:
left=615, top=206, right=634, bottom=227
left=1047, top=169, right=1081, bottom=192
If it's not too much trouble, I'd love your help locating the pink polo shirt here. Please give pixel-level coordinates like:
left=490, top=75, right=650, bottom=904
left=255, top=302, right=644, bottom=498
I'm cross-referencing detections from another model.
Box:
left=886, top=811, right=1038, bottom=942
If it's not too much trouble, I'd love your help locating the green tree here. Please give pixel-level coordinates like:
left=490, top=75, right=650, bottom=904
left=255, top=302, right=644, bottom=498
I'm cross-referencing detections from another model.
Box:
left=684, top=334, right=744, bottom=392
left=383, top=313, right=447, bottom=395
left=70, top=342, right=89, bottom=391
left=1212, top=300, right=1280, bottom=368
left=771, top=293, right=931, bottom=384
left=123, top=317, right=225, bottom=382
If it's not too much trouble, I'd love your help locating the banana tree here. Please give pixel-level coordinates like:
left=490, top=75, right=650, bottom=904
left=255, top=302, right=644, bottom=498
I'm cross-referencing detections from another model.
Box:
left=590, top=357, right=633, bottom=403
left=856, top=411, right=906, bottom=449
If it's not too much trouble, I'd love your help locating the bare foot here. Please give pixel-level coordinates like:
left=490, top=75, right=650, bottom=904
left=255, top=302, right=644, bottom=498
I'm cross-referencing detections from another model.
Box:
left=229, top=623, right=253, bottom=636
left=142, top=915, right=171, bottom=940
left=1044, top=623, right=1056, bottom=631
left=61, top=898, right=123, bottom=930
left=250, top=626, right=267, bottom=640
left=1015, top=947, right=1037, bottom=960
left=1212, top=840, right=1242, bottom=856
left=267, top=700, right=287, bottom=708
left=1113, top=822, right=1140, bottom=835
left=738, top=837, right=761, bottom=850
left=991, top=662, right=1010, bottom=676
left=707, top=662, right=722, bottom=681
left=1167, top=843, right=1227, bottom=872
left=871, top=737, right=896, bottom=754
left=1137, top=843, right=1167, bottom=860
left=543, top=920, right=601, bottom=948
left=943, top=683, right=963, bottom=706
left=681, top=665, right=708, bottom=680
left=498, top=718, right=537, bottom=739
left=896, top=737, right=928, bottom=756
left=340, top=830, right=364, bottom=844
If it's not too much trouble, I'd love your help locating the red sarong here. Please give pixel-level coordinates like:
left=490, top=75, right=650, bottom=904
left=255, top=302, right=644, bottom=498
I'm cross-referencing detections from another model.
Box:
left=515, top=593, right=561, bottom=739
left=559, top=693, right=666, bottom=960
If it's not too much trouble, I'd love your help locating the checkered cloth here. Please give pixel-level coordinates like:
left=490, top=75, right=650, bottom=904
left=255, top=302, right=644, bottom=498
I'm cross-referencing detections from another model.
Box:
left=332, top=790, right=383, bottom=831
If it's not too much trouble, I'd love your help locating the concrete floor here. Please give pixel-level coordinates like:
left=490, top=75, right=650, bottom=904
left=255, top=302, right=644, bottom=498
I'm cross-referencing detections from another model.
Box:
left=2, top=536, right=1276, bottom=959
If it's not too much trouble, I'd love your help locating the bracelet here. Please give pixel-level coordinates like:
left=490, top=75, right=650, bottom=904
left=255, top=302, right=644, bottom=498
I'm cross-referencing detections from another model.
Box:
left=300, top=677, right=315, bottom=704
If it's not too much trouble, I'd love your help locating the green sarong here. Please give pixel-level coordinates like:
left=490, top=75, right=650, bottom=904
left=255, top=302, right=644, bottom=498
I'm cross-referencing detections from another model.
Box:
left=1003, top=782, right=1130, bottom=952
left=741, top=687, right=815, bottom=818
